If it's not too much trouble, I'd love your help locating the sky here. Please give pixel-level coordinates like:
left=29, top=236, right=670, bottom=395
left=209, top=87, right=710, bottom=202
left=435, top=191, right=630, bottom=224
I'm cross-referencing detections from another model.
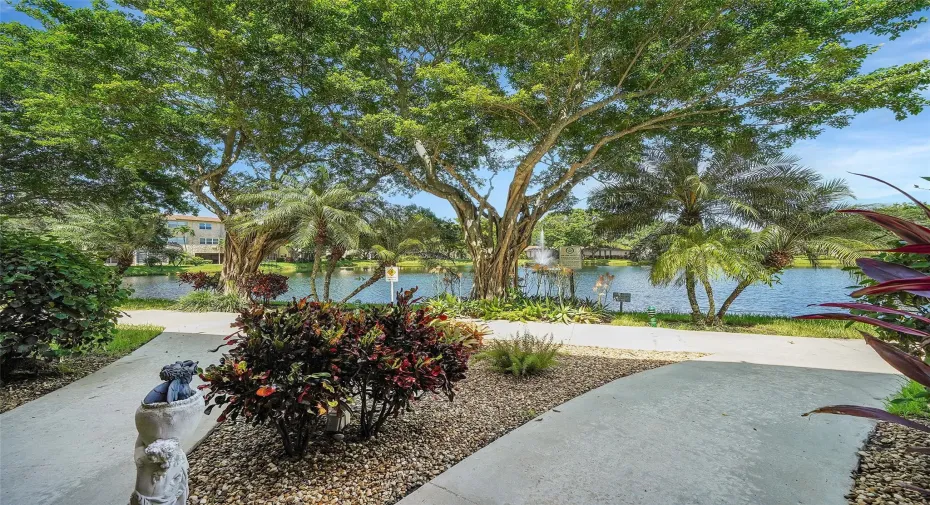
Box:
left=3, top=2, right=928, bottom=218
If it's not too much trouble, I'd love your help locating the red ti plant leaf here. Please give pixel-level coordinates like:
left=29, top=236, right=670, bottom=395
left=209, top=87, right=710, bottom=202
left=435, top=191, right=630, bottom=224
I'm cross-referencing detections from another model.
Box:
left=794, top=313, right=929, bottom=338
left=815, top=303, right=930, bottom=325
left=888, top=244, right=930, bottom=255
left=862, top=333, right=930, bottom=389
left=802, top=405, right=930, bottom=433
left=839, top=210, right=930, bottom=244
left=851, top=173, right=930, bottom=219
left=851, top=277, right=930, bottom=297
left=856, top=258, right=930, bottom=297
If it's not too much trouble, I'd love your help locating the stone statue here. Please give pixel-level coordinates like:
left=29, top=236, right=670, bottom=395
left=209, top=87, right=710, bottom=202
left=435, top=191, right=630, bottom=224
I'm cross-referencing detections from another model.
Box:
left=131, top=361, right=203, bottom=505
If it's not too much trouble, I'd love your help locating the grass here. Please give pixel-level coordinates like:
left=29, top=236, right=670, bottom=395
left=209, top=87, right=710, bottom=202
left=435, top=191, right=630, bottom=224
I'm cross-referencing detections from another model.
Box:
left=886, top=380, right=930, bottom=419
left=610, top=311, right=866, bottom=339
left=103, top=324, right=165, bottom=356
left=118, top=297, right=177, bottom=310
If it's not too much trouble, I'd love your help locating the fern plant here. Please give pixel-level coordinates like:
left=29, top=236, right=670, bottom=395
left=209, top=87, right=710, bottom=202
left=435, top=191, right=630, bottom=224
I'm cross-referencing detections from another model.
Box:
left=476, top=332, right=562, bottom=377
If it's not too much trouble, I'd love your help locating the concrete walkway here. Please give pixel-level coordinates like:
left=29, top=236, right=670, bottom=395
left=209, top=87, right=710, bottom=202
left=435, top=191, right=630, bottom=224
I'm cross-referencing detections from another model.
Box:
left=400, top=321, right=902, bottom=505
left=0, top=313, right=902, bottom=505
left=0, top=311, right=234, bottom=505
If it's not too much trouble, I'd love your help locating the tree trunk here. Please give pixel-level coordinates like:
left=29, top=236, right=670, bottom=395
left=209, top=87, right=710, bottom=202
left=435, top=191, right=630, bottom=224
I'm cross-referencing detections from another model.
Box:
left=308, top=241, right=326, bottom=301
left=115, top=253, right=134, bottom=275
left=221, top=230, right=282, bottom=295
left=699, top=277, right=717, bottom=326
left=716, top=277, right=753, bottom=323
left=464, top=220, right=532, bottom=299
left=323, top=245, right=346, bottom=302
left=340, top=267, right=384, bottom=303
left=684, top=271, right=702, bottom=323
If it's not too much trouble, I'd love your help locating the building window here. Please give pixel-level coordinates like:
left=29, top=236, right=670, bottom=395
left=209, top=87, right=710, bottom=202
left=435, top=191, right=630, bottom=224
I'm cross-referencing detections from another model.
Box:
left=199, top=222, right=212, bottom=230
left=167, top=221, right=185, bottom=228
left=199, top=238, right=220, bottom=245
left=167, top=237, right=184, bottom=244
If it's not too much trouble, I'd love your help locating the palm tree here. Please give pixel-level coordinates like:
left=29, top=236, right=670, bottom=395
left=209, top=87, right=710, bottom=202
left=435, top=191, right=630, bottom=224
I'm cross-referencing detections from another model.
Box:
left=235, top=177, right=372, bottom=301
left=591, top=143, right=828, bottom=323
left=53, top=205, right=170, bottom=274
left=172, top=224, right=193, bottom=246
left=340, top=210, right=435, bottom=303
left=714, top=178, right=878, bottom=321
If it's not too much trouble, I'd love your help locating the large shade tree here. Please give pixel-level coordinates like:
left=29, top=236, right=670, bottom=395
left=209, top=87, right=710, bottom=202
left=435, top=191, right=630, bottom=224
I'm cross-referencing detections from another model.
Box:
left=293, top=0, right=930, bottom=298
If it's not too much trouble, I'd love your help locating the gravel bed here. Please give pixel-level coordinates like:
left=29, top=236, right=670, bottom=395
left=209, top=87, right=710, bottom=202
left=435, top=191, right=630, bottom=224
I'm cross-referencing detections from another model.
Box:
left=187, top=346, right=702, bottom=505
left=848, top=419, right=930, bottom=504
left=0, top=355, right=116, bottom=413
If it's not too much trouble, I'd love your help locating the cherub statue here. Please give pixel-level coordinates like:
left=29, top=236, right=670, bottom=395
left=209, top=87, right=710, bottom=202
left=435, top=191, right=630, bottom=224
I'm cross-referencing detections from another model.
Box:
left=143, top=360, right=198, bottom=404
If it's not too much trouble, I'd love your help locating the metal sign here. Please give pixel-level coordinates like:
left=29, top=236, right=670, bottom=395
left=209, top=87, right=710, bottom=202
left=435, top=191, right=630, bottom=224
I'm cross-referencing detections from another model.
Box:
left=559, top=246, right=583, bottom=269
left=613, top=292, right=631, bottom=302
left=385, top=266, right=399, bottom=282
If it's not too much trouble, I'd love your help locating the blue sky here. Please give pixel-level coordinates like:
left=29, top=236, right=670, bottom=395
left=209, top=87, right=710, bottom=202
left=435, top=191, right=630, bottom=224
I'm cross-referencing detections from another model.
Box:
left=3, top=2, right=928, bottom=218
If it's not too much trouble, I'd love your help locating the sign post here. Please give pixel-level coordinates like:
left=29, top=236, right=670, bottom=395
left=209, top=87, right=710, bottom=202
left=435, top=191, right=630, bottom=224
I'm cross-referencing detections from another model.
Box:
left=558, top=246, right=583, bottom=269
left=612, top=292, right=632, bottom=313
left=385, top=266, right=399, bottom=303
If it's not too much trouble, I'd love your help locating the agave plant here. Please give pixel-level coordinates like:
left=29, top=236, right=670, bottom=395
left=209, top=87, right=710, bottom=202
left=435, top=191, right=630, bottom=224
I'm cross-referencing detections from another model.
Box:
left=796, top=175, right=930, bottom=497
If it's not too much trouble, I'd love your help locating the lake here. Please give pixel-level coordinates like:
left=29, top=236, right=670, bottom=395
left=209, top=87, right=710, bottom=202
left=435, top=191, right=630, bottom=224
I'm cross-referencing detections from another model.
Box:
left=122, top=265, right=856, bottom=316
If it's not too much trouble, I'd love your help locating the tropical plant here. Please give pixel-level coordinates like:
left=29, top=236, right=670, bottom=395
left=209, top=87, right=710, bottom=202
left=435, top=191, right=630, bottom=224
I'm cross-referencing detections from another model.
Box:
left=0, top=230, right=129, bottom=382
left=235, top=176, right=372, bottom=301
left=177, top=272, right=221, bottom=292
left=241, top=272, right=289, bottom=305
left=797, top=176, right=930, bottom=498
left=52, top=205, right=170, bottom=274
left=340, top=207, right=435, bottom=302
left=174, top=291, right=244, bottom=313
left=477, top=332, right=562, bottom=377
left=199, top=300, right=350, bottom=457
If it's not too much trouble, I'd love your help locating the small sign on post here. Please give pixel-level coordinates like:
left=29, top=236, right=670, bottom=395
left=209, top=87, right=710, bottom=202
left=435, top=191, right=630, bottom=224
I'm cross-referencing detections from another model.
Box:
left=385, top=266, right=399, bottom=303
left=612, top=292, right=631, bottom=312
left=559, top=246, right=583, bottom=269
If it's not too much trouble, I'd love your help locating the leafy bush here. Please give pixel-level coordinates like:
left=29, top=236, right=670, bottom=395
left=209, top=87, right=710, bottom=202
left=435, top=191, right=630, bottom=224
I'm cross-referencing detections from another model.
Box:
left=476, top=331, right=561, bottom=377
left=200, top=288, right=472, bottom=456
left=177, top=271, right=220, bottom=291
left=429, top=317, right=488, bottom=352
left=143, top=255, right=162, bottom=267
left=174, top=291, right=244, bottom=312
left=200, top=300, right=351, bottom=457
left=886, top=381, right=930, bottom=419
left=797, top=175, right=930, bottom=495
left=242, top=272, right=289, bottom=304
left=426, top=294, right=611, bottom=324
left=185, top=255, right=211, bottom=266
left=0, top=231, right=129, bottom=381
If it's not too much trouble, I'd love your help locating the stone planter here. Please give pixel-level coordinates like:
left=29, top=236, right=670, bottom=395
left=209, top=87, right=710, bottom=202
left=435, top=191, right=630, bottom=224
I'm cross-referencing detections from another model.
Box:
left=130, top=391, right=203, bottom=505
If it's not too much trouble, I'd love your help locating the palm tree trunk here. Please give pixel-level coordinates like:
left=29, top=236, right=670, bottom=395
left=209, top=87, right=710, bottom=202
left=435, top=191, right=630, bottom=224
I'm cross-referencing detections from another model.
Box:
left=340, top=268, right=384, bottom=303
left=309, top=241, right=325, bottom=301
left=684, top=271, right=701, bottom=323
left=699, top=277, right=716, bottom=326
left=716, top=277, right=753, bottom=323
left=323, top=245, right=346, bottom=302
left=115, top=253, right=134, bottom=275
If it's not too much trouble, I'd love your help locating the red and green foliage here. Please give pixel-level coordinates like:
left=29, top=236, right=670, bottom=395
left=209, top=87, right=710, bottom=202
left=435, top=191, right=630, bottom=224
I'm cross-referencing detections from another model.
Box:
left=0, top=230, right=130, bottom=381
left=199, top=288, right=473, bottom=456
left=241, top=272, right=289, bottom=305
left=798, top=175, right=930, bottom=497
left=177, top=271, right=221, bottom=292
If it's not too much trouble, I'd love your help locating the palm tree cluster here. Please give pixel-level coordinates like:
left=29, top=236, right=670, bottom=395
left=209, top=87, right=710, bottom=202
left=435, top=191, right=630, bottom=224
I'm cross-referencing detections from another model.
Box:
left=591, top=143, right=877, bottom=325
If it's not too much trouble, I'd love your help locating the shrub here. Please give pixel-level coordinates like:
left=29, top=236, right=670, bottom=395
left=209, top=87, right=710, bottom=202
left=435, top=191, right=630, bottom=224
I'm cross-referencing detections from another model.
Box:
left=185, top=255, right=210, bottom=266
left=341, top=289, right=472, bottom=438
left=476, top=331, right=561, bottom=377
left=199, top=300, right=353, bottom=457
left=144, top=255, right=162, bottom=267
left=177, top=271, right=220, bottom=291
left=174, top=291, right=244, bottom=312
left=426, top=294, right=611, bottom=324
left=242, top=272, right=289, bottom=304
left=429, top=317, right=488, bottom=352
left=0, top=231, right=129, bottom=381
left=200, top=288, right=472, bottom=455
left=797, top=175, right=930, bottom=495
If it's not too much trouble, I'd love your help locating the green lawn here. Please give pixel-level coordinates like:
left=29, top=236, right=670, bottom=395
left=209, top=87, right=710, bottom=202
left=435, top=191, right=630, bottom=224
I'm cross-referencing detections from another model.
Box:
left=610, top=311, right=865, bottom=339
left=118, top=297, right=177, bottom=310
left=103, top=324, right=165, bottom=355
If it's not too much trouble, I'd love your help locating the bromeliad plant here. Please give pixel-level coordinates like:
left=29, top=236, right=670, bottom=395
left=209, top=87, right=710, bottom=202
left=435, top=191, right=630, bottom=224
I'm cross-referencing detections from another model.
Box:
left=797, top=175, right=930, bottom=498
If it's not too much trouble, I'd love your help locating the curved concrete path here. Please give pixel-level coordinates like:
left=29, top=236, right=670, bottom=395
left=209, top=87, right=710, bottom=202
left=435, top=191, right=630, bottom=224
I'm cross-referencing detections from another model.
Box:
left=0, top=313, right=902, bottom=505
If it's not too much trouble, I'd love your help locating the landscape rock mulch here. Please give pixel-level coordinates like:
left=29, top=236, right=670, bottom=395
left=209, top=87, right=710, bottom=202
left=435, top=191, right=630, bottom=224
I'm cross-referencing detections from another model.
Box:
left=848, top=418, right=930, bottom=505
left=187, top=346, right=702, bottom=505
left=0, top=355, right=115, bottom=413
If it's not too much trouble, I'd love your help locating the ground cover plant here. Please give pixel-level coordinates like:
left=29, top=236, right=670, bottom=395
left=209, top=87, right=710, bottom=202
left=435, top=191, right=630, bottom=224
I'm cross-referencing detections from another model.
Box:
left=798, top=176, right=930, bottom=500
left=0, top=230, right=129, bottom=382
left=0, top=324, right=163, bottom=413
left=477, top=332, right=562, bottom=377
left=174, top=292, right=245, bottom=313
left=427, top=293, right=611, bottom=324
left=199, top=289, right=473, bottom=456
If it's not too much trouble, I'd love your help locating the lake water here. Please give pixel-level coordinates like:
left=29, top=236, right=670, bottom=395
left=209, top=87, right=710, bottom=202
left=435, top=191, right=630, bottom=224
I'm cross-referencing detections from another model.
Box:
left=123, top=265, right=856, bottom=316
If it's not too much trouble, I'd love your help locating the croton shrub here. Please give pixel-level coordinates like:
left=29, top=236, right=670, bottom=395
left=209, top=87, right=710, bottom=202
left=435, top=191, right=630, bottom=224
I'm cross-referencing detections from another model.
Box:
left=797, top=175, right=930, bottom=497
left=177, top=271, right=220, bottom=291
left=241, top=272, right=289, bottom=305
left=200, top=288, right=476, bottom=456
